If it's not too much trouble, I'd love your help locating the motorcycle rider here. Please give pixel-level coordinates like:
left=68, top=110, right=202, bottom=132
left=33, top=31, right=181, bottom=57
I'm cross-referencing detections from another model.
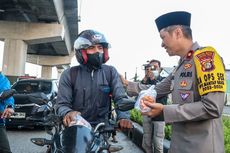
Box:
left=55, top=29, right=133, bottom=129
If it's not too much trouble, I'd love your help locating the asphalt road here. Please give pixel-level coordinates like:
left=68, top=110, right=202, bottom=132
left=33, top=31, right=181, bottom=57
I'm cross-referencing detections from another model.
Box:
left=7, top=128, right=143, bottom=153
left=7, top=106, right=229, bottom=153
left=7, top=128, right=49, bottom=153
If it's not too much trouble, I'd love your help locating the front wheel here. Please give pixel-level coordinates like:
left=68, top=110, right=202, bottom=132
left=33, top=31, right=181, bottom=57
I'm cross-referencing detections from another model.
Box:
left=46, top=145, right=64, bottom=153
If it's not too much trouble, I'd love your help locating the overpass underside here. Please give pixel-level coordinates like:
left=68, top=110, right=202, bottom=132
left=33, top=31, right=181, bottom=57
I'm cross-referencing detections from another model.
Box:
left=0, top=0, right=78, bottom=81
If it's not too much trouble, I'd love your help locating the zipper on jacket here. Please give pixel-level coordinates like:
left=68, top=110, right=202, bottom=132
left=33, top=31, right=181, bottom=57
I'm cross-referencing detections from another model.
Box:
left=90, top=69, right=95, bottom=107
left=91, top=70, right=94, bottom=80
left=83, top=88, right=86, bottom=107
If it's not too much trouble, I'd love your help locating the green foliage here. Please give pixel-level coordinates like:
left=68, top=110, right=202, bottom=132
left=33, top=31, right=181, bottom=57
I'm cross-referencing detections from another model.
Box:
left=130, top=108, right=143, bottom=125
left=130, top=109, right=230, bottom=153
left=164, top=124, right=172, bottom=140
left=223, top=116, right=230, bottom=153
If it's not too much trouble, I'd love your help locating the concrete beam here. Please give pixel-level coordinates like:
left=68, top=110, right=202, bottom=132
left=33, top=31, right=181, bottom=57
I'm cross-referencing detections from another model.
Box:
left=0, top=21, right=64, bottom=44
left=53, top=0, right=73, bottom=54
left=26, top=51, right=74, bottom=66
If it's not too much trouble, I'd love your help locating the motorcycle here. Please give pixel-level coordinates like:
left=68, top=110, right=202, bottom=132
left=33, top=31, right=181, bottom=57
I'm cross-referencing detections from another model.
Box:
left=29, top=97, right=135, bottom=153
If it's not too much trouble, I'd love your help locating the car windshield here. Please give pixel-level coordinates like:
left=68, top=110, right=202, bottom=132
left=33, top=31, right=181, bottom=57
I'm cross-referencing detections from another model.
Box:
left=13, top=81, right=52, bottom=94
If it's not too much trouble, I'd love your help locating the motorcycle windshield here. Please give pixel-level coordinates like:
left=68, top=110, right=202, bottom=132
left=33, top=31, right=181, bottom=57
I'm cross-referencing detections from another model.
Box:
left=61, top=125, right=93, bottom=153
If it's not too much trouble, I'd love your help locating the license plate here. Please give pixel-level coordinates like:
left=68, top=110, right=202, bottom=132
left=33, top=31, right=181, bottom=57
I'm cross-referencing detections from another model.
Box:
left=11, top=112, right=26, bottom=119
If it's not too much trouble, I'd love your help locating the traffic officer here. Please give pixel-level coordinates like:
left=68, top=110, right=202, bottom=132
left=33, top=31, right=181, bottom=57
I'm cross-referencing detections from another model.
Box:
left=122, top=11, right=226, bottom=153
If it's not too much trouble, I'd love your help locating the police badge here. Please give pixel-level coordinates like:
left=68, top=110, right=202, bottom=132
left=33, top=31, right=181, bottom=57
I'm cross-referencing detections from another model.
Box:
left=195, top=51, right=215, bottom=72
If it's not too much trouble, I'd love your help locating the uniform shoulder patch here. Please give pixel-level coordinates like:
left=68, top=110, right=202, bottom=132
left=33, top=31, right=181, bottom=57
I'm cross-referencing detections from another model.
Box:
left=193, top=46, right=226, bottom=95
left=195, top=50, right=215, bottom=72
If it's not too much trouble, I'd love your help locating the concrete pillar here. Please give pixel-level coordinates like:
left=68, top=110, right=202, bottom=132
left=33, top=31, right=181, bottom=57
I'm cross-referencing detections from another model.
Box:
left=2, top=39, right=27, bottom=76
left=41, top=66, right=52, bottom=79
left=56, top=64, right=70, bottom=80
left=57, top=68, right=65, bottom=80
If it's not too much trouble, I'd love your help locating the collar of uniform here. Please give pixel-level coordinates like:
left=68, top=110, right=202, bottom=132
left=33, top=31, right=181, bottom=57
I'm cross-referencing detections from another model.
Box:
left=185, top=50, right=194, bottom=60
left=176, top=42, right=200, bottom=71
left=191, top=42, right=200, bottom=51
left=178, top=51, right=193, bottom=63
left=181, top=42, right=200, bottom=61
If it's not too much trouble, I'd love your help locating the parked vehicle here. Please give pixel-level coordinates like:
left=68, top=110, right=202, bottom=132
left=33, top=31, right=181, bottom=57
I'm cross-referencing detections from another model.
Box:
left=6, top=79, right=58, bottom=128
left=30, top=97, right=135, bottom=153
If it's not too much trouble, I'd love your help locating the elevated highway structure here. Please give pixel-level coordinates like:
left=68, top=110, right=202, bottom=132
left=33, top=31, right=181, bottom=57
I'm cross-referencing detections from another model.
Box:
left=0, top=0, right=78, bottom=80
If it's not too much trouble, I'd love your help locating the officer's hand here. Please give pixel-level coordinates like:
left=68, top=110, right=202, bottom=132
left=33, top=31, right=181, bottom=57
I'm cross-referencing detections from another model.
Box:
left=1, top=108, right=14, bottom=119
left=141, top=101, right=164, bottom=118
left=63, top=111, right=81, bottom=127
left=140, top=96, right=155, bottom=111
left=117, top=119, right=133, bottom=130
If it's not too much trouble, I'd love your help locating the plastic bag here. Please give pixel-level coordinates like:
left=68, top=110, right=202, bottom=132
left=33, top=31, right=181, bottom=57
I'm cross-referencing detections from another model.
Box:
left=69, top=114, right=92, bottom=130
left=135, top=85, right=157, bottom=112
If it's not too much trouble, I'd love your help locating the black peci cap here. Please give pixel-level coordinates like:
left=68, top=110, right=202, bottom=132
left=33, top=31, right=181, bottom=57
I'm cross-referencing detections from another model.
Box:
left=155, top=11, right=191, bottom=32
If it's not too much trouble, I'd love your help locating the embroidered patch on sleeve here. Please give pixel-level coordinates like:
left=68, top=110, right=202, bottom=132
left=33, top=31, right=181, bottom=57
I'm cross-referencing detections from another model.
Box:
left=184, top=63, right=192, bottom=69
left=180, top=92, right=190, bottom=101
left=194, top=46, right=226, bottom=95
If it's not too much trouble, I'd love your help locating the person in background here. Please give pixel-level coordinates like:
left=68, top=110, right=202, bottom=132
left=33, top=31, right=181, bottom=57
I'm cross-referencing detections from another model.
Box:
left=25, top=84, right=32, bottom=93
left=122, top=11, right=226, bottom=153
left=141, top=60, right=163, bottom=85
left=141, top=59, right=167, bottom=153
left=55, top=30, right=133, bottom=130
left=0, top=72, right=14, bottom=153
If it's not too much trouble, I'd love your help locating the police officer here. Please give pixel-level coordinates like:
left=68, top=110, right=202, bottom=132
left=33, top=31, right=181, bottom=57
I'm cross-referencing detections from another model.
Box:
left=55, top=30, right=132, bottom=129
left=124, top=11, right=226, bottom=153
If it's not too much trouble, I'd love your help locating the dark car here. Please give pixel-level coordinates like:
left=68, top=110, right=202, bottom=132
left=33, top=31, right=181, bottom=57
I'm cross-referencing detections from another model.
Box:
left=6, top=79, right=58, bottom=128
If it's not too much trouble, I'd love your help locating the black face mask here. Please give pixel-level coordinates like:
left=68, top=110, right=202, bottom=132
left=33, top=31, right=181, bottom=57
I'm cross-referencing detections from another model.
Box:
left=87, top=52, right=104, bottom=70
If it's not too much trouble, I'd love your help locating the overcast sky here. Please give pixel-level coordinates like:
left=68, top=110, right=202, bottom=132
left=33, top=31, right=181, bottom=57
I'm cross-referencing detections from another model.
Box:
left=1, top=0, right=230, bottom=79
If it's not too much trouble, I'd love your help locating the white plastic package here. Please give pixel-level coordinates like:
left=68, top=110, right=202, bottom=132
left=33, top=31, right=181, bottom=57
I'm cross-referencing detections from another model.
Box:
left=135, top=85, right=157, bottom=112
left=69, top=114, right=92, bottom=130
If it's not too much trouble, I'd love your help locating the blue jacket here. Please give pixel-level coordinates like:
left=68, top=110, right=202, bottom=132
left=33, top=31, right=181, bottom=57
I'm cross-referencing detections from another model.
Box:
left=0, top=73, right=14, bottom=125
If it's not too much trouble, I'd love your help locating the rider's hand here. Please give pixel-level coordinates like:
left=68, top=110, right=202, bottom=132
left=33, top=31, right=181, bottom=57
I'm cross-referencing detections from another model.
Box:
left=117, top=119, right=133, bottom=130
left=1, top=108, right=14, bottom=119
left=63, top=111, right=81, bottom=127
